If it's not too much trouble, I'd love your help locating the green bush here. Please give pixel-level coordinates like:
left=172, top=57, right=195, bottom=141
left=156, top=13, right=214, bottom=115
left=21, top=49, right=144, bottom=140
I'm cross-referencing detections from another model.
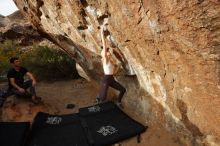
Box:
left=0, top=40, right=21, bottom=81
left=0, top=40, right=79, bottom=81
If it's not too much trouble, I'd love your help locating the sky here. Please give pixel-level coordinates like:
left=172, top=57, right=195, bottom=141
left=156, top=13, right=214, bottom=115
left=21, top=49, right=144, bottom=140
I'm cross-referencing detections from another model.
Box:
left=0, top=0, right=18, bottom=16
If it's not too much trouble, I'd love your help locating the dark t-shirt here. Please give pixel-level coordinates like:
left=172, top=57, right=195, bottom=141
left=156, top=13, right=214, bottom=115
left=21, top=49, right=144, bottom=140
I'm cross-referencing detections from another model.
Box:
left=7, top=67, right=28, bottom=90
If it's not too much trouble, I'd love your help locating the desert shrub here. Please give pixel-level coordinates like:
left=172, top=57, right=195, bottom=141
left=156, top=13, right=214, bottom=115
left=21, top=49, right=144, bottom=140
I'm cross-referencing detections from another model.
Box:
left=0, top=40, right=21, bottom=81
left=22, top=45, right=79, bottom=81
left=0, top=40, right=79, bottom=81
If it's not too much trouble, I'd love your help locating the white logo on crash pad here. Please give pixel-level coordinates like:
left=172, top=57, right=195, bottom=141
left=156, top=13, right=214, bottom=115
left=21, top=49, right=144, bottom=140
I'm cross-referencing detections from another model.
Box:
left=46, top=117, right=62, bottom=124
left=97, top=126, right=118, bottom=136
left=88, top=105, right=101, bottom=112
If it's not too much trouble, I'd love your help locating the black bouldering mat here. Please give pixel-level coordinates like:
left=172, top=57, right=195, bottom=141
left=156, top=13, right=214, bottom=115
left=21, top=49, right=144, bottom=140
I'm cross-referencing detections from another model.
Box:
left=26, top=112, right=89, bottom=146
left=79, top=102, right=147, bottom=146
left=0, top=122, right=30, bottom=146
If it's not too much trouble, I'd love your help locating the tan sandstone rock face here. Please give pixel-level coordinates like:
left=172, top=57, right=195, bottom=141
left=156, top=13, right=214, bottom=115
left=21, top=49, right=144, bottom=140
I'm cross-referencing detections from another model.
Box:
left=0, top=11, right=42, bottom=45
left=14, top=0, right=220, bottom=145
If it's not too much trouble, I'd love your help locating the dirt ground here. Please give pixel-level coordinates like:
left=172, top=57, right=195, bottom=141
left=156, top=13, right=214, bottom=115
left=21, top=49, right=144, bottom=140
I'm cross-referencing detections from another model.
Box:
left=0, top=78, right=184, bottom=146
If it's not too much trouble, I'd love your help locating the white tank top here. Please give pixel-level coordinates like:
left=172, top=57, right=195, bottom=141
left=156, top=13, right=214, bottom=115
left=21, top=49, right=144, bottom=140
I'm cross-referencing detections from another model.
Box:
left=103, top=62, right=114, bottom=75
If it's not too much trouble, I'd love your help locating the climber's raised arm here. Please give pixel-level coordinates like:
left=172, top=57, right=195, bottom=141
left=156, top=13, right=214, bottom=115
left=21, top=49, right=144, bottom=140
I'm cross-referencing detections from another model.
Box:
left=101, top=26, right=107, bottom=58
